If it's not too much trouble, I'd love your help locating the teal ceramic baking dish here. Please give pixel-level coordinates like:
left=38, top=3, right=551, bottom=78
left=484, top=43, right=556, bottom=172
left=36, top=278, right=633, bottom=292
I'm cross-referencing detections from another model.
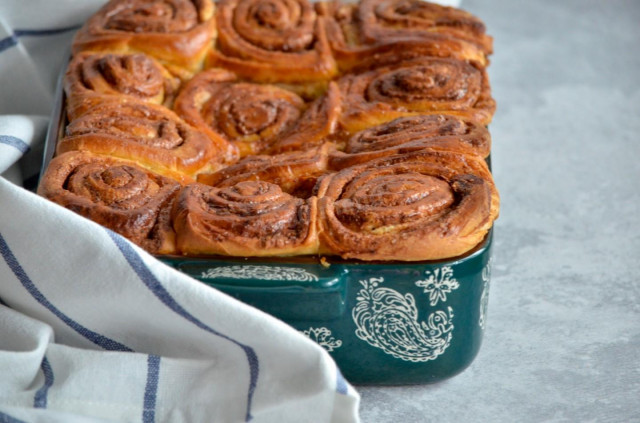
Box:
left=42, top=64, right=495, bottom=386
left=158, top=233, right=493, bottom=385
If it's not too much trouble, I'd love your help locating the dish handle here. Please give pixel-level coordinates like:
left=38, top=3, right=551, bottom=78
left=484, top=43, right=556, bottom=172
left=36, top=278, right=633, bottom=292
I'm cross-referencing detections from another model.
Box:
left=162, top=259, right=349, bottom=321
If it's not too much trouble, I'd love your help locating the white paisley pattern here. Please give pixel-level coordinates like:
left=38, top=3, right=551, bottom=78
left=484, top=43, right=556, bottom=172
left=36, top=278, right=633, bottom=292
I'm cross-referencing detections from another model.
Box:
left=479, top=258, right=492, bottom=330
left=415, top=266, right=460, bottom=306
left=352, top=277, right=454, bottom=362
left=302, top=327, right=342, bottom=352
left=201, top=265, right=319, bottom=281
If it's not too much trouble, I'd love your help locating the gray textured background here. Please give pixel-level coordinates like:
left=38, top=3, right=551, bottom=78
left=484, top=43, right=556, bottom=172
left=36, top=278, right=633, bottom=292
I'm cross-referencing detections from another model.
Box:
left=358, top=0, right=640, bottom=421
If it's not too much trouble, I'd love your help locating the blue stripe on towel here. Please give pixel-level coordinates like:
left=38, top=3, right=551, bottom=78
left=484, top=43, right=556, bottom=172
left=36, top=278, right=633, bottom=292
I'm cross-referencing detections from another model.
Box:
left=143, top=355, right=161, bottom=423
left=0, top=35, right=18, bottom=53
left=34, top=356, right=54, bottom=408
left=0, top=25, right=80, bottom=53
left=0, top=411, right=27, bottom=423
left=336, top=368, right=348, bottom=395
left=107, top=230, right=259, bottom=422
left=0, top=135, right=31, bottom=154
left=14, top=25, right=81, bottom=37
left=0, top=232, right=133, bottom=352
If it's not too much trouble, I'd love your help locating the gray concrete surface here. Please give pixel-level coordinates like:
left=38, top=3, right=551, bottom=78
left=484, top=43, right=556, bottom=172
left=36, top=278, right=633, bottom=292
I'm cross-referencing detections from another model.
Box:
left=358, top=0, right=640, bottom=421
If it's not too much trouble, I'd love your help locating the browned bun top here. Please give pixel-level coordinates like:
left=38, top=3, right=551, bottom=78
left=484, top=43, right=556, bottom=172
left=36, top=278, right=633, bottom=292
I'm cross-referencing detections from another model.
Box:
left=72, top=0, right=216, bottom=75
left=337, top=56, right=495, bottom=132
left=172, top=181, right=318, bottom=256
left=38, top=151, right=180, bottom=254
left=64, top=51, right=181, bottom=120
left=173, top=68, right=308, bottom=157
left=59, top=99, right=230, bottom=180
left=356, top=0, right=492, bottom=54
left=316, top=149, right=499, bottom=261
left=209, top=0, right=338, bottom=83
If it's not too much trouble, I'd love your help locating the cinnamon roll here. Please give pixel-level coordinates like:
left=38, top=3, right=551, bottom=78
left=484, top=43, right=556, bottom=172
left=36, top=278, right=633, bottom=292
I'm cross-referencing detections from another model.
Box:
left=316, top=149, right=499, bottom=261
left=320, top=0, right=492, bottom=72
left=207, top=0, right=337, bottom=91
left=173, top=68, right=305, bottom=157
left=172, top=181, right=318, bottom=256
left=71, top=0, right=216, bottom=77
left=329, top=114, right=490, bottom=169
left=64, top=52, right=180, bottom=121
left=59, top=100, right=232, bottom=182
left=198, top=142, right=333, bottom=198
left=37, top=151, right=180, bottom=254
left=337, top=57, right=495, bottom=132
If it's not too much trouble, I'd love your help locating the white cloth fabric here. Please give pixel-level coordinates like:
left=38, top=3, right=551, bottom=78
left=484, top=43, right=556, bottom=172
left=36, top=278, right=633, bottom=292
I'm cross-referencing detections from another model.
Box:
left=0, top=1, right=360, bottom=422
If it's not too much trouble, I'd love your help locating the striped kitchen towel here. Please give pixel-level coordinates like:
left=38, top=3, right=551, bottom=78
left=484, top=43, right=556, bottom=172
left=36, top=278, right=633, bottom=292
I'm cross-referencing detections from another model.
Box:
left=0, top=1, right=360, bottom=422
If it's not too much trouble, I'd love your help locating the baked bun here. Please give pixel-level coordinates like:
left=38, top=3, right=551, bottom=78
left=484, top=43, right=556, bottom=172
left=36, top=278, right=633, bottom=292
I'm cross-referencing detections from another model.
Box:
left=316, top=149, right=499, bottom=261
left=173, top=68, right=308, bottom=157
left=320, top=0, right=492, bottom=72
left=64, top=51, right=180, bottom=121
left=337, top=57, right=495, bottom=133
left=172, top=181, right=318, bottom=256
left=71, top=0, right=216, bottom=77
left=59, top=99, right=231, bottom=182
left=207, top=0, right=337, bottom=95
left=38, top=151, right=180, bottom=254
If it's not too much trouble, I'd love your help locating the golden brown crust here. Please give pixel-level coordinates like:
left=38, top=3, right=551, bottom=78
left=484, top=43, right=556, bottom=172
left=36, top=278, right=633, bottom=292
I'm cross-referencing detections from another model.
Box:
left=337, top=57, right=495, bottom=132
left=59, top=99, right=231, bottom=182
left=37, top=151, right=180, bottom=254
left=319, top=0, right=492, bottom=72
left=71, top=0, right=217, bottom=77
left=207, top=0, right=338, bottom=86
left=329, top=114, right=491, bottom=169
left=173, top=68, right=306, bottom=157
left=198, top=142, right=333, bottom=198
left=172, top=181, right=318, bottom=256
left=64, top=51, right=181, bottom=121
left=316, top=149, right=499, bottom=261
